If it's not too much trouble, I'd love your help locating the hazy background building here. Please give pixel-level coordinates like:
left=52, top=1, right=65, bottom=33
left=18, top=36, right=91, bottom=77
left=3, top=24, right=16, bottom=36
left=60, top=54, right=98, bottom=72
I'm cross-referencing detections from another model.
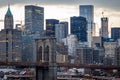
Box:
left=55, top=22, right=68, bottom=43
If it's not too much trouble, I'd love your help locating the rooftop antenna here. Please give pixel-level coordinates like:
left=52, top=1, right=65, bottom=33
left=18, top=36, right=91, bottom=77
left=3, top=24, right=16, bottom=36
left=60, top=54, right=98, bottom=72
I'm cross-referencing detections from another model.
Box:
left=102, top=11, right=104, bottom=17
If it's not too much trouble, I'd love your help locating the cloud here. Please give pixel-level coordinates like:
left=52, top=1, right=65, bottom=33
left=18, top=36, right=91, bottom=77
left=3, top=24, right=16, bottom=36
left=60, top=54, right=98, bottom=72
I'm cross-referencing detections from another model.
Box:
left=0, top=0, right=120, bottom=11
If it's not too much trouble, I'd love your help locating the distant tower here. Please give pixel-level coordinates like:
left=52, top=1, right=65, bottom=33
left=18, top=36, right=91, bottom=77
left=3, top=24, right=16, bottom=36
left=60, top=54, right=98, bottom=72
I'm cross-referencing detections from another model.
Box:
left=4, top=5, right=13, bottom=29
left=100, top=17, right=109, bottom=38
left=0, top=5, right=22, bottom=62
left=79, top=5, right=94, bottom=47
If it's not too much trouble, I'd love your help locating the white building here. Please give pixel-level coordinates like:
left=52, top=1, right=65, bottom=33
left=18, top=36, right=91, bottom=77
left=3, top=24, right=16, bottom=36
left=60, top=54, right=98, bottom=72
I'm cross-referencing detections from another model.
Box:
left=62, top=34, right=78, bottom=56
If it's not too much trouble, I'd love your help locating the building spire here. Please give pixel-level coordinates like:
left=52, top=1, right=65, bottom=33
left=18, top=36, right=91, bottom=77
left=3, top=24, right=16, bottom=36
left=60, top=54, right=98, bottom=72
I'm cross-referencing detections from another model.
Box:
left=6, top=4, right=12, bottom=16
left=4, top=4, right=13, bottom=29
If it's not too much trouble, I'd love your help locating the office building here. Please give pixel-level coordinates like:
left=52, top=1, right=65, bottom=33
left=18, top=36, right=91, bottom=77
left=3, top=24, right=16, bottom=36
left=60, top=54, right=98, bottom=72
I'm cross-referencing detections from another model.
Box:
left=79, top=5, right=94, bottom=47
left=100, top=17, right=109, bottom=38
left=55, top=22, right=68, bottom=42
left=25, top=5, right=44, bottom=38
left=111, top=27, right=120, bottom=41
left=0, top=6, right=22, bottom=62
left=70, top=16, right=87, bottom=42
left=22, top=5, right=44, bottom=62
left=46, top=19, right=59, bottom=37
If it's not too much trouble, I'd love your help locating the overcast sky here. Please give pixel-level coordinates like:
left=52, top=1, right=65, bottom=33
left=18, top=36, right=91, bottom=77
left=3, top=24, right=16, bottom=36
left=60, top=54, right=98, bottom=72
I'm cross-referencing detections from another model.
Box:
left=0, top=0, right=120, bottom=35
left=0, top=0, right=119, bottom=10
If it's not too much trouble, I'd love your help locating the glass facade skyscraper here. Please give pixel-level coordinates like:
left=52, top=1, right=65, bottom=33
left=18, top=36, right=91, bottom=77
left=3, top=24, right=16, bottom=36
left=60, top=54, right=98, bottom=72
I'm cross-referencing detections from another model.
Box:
left=25, top=5, right=44, bottom=38
left=70, top=16, right=87, bottom=42
left=79, top=5, right=94, bottom=47
left=111, top=28, right=120, bottom=41
left=46, top=19, right=59, bottom=37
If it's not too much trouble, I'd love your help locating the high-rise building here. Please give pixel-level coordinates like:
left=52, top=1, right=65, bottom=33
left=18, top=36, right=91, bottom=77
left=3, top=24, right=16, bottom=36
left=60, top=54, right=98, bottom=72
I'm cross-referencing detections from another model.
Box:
left=0, top=6, right=22, bottom=62
left=70, top=16, right=87, bottom=42
left=79, top=5, right=94, bottom=47
left=55, top=22, right=68, bottom=42
left=25, top=5, right=44, bottom=38
left=111, top=27, right=120, bottom=41
left=46, top=19, right=59, bottom=37
left=22, top=5, right=44, bottom=62
left=100, top=17, right=109, bottom=38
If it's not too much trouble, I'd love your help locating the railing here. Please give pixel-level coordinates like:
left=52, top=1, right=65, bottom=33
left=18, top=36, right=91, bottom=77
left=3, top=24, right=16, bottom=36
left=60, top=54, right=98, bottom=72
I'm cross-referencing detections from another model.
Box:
left=0, top=61, right=120, bottom=69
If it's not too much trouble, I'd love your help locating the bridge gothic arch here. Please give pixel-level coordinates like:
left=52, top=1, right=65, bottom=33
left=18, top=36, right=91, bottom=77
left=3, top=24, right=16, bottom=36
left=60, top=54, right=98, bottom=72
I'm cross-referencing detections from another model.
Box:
left=35, top=37, right=57, bottom=80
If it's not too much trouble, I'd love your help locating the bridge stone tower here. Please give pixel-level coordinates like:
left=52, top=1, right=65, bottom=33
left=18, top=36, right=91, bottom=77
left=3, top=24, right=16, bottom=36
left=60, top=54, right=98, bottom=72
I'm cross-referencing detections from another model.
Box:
left=35, top=37, right=56, bottom=80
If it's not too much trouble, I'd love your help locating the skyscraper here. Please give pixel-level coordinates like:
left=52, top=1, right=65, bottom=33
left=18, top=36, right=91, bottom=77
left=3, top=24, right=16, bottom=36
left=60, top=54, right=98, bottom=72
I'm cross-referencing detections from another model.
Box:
left=46, top=19, right=59, bottom=37
left=55, top=22, right=68, bottom=42
left=25, top=5, right=44, bottom=38
left=79, top=5, right=94, bottom=47
left=111, top=27, right=120, bottom=41
left=100, top=17, right=109, bottom=38
left=0, top=5, right=22, bottom=62
left=70, top=16, right=87, bottom=42
left=4, top=5, right=13, bottom=29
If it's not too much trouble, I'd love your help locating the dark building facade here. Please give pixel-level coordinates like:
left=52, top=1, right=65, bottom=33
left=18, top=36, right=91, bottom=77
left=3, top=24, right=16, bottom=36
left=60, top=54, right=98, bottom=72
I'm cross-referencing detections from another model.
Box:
left=111, top=28, right=120, bottom=41
left=70, top=16, right=87, bottom=42
left=0, top=6, right=22, bottom=62
left=46, top=19, right=59, bottom=37
left=25, top=5, right=44, bottom=38
left=115, top=47, right=120, bottom=66
left=76, top=47, right=93, bottom=64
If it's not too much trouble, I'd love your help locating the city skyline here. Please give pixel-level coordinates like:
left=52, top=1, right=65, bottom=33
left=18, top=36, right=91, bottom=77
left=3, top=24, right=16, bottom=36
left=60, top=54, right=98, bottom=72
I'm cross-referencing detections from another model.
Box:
left=0, top=0, right=120, bottom=36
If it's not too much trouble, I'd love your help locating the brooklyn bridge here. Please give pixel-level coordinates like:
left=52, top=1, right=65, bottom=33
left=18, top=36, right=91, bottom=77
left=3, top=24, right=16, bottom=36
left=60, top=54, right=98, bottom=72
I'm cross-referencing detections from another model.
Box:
left=0, top=38, right=120, bottom=80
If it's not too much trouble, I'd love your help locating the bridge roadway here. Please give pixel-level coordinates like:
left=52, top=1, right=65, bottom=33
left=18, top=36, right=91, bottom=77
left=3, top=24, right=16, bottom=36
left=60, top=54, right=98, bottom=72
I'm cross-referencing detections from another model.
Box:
left=0, top=61, right=120, bottom=69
